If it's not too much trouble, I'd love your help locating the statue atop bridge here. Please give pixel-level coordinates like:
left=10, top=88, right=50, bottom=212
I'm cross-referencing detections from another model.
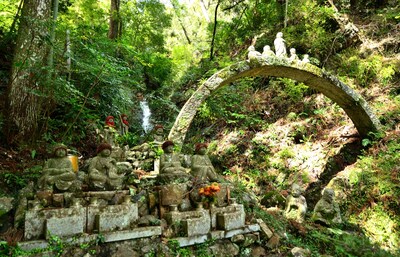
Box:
left=274, top=32, right=287, bottom=58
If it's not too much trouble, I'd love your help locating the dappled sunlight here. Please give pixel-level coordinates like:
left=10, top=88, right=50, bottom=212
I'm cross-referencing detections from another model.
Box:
left=349, top=204, right=400, bottom=252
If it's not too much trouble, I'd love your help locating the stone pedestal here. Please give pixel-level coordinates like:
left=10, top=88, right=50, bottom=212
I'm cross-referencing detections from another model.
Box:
left=159, top=184, right=188, bottom=206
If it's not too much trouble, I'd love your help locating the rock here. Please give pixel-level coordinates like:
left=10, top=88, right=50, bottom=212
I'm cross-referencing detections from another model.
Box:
left=251, top=246, right=267, bottom=257
left=256, top=218, right=273, bottom=239
left=111, top=246, right=139, bottom=257
left=137, top=215, right=161, bottom=227
left=231, top=234, right=245, bottom=244
left=291, top=247, right=311, bottom=257
left=0, top=197, right=14, bottom=216
left=243, top=233, right=259, bottom=247
left=210, top=240, right=240, bottom=256
left=266, top=234, right=280, bottom=249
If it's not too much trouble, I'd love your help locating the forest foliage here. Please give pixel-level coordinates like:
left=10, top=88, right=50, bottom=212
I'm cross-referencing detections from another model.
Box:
left=0, top=0, right=399, bottom=256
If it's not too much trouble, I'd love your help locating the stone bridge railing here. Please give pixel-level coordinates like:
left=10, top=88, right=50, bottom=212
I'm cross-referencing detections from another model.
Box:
left=168, top=60, right=381, bottom=148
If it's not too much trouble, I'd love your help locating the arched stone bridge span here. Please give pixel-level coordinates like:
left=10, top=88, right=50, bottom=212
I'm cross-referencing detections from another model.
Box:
left=168, top=61, right=381, bottom=148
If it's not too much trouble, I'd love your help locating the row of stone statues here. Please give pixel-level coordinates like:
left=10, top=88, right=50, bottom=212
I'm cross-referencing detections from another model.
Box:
left=248, top=32, right=310, bottom=66
left=284, top=183, right=342, bottom=226
left=158, top=141, right=222, bottom=184
left=37, top=139, right=222, bottom=194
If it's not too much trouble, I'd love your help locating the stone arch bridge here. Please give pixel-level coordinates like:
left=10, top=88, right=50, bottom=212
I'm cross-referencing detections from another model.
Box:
left=168, top=61, right=381, bottom=148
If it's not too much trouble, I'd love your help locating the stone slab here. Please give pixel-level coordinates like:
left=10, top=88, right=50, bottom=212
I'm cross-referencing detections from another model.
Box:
left=18, top=240, right=49, bottom=251
left=210, top=230, right=225, bottom=239
left=256, top=218, right=273, bottom=239
left=83, top=190, right=130, bottom=201
left=103, top=226, right=162, bottom=242
left=183, top=212, right=210, bottom=237
left=45, top=209, right=85, bottom=239
left=18, top=227, right=162, bottom=251
left=97, top=203, right=138, bottom=232
left=216, top=205, right=245, bottom=231
left=225, top=224, right=260, bottom=238
left=171, top=235, right=208, bottom=247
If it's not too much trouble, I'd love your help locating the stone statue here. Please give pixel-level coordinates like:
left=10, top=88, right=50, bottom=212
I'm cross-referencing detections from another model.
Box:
left=120, top=114, right=129, bottom=135
left=152, top=124, right=165, bottom=145
left=190, top=143, right=220, bottom=182
left=103, top=115, right=118, bottom=146
left=312, top=188, right=342, bottom=226
left=38, top=144, right=78, bottom=192
left=284, top=183, right=307, bottom=223
left=274, top=32, right=287, bottom=58
left=247, top=45, right=263, bottom=67
left=288, top=48, right=300, bottom=64
left=159, top=141, right=187, bottom=174
left=89, top=143, right=125, bottom=190
left=262, top=45, right=276, bottom=58
left=301, top=54, right=310, bottom=64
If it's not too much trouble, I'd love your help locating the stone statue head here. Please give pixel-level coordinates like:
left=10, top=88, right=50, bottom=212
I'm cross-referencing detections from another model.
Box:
left=105, top=116, right=115, bottom=127
left=248, top=45, right=255, bottom=52
left=263, top=45, right=271, bottom=51
left=52, top=144, right=68, bottom=158
left=276, top=32, right=283, bottom=38
left=162, top=141, right=174, bottom=153
left=154, top=124, right=164, bottom=134
left=291, top=183, right=303, bottom=197
left=97, top=143, right=112, bottom=157
left=290, top=48, right=296, bottom=54
left=195, top=143, right=208, bottom=155
left=322, top=188, right=335, bottom=202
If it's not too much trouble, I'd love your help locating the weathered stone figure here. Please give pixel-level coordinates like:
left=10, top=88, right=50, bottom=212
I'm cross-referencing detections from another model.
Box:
left=191, top=143, right=220, bottom=182
left=120, top=114, right=129, bottom=135
left=262, top=45, right=276, bottom=58
left=152, top=124, right=165, bottom=145
left=274, top=32, right=287, bottom=58
left=89, top=143, right=125, bottom=190
left=103, top=115, right=118, bottom=146
left=284, top=183, right=307, bottom=223
left=312, top=188, right=342, bottom=226
left=288, top=48, right=300, bottom=63
left=159, top=141, right=187, bottom=174
left=301, top=54, right=310, bottom=64
left=247, top=45, right=263, bottom=67
left=38, top=144, right=77, bottom=192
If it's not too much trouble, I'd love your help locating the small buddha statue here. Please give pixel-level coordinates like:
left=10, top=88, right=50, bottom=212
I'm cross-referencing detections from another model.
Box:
left=190, top=143, right=220, bottom=182
left=312, top=188, right=342, bottom=226
left=38, top=144, right=78, bottom=192
left=247, top=45, right=263, bottom=67
left=284, top=183, right=307, bottom=223
left=288, top=48, right=300, bottom=64
left=120, top=114, right=129, bottom=135
left=262, top=45, right=276, bottom=58
left=89, top=143, right=125, bottom=190
left=103, top=115, right=118, bottom=146
left=301, top=54, right=310, bottom=64
left=152, top=124, right=165, bottom=145
left=159, top=141, right=187, bottom=174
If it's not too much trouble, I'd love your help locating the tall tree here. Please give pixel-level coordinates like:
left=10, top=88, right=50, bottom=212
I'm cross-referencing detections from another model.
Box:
left=6, top=0, right=52, bottom=144
left=108, top=0, right=121, bottom=39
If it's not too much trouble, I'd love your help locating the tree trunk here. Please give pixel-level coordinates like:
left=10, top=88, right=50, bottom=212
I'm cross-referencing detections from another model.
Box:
left=6, top=0, right=52, bottom=144
left=47, top=0, right=59, bottom=82
left=108, top=0, right=121, bottom=39
left=209, top=0, right=220, bottom=60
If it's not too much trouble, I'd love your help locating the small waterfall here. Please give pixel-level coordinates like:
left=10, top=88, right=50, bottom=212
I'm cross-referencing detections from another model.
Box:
left=140, top=99, right=153, bottom=134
